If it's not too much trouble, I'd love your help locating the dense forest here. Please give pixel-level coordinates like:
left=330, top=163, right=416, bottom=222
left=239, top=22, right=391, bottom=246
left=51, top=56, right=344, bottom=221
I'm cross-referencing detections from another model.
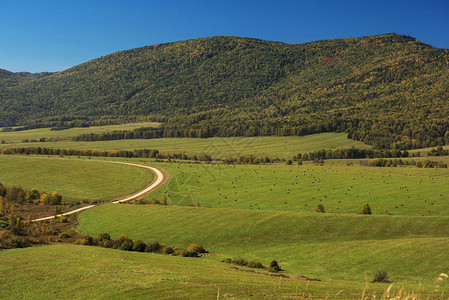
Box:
left=1, top=33, right=448, bottom=149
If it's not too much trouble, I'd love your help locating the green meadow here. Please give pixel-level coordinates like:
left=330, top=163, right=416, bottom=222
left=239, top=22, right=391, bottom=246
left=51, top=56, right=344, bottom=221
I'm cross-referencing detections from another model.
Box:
left=79, top=204, right=449, bottom=284
left=0, top=122, right=160, bottom=143
left=1, top=138, right=449, bottom=298
left=0, top=155, right=153, bottom=201
left=1, top=132, right=371, bottom=160
left=142, top=161, right=449, bottom=216
left=2, top=244, right=439, bottom=299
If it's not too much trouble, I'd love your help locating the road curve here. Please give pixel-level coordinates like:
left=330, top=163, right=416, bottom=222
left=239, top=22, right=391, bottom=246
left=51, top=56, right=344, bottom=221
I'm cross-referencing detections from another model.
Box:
left=32, top=161, right=165, bottom=222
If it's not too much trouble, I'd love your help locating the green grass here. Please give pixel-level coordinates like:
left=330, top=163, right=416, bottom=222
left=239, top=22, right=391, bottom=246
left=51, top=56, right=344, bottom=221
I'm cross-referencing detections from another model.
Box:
left=0, top=155, right=153, bottom=201
left=143, top=160, right=449, bottom=216
left=0, top=244, right=446, bottom=299
left=1, top=132, right=371, bottom=160
left=79, top=204, right=449, bottom=284
left=3, top=154, right=449, bottom=297
left=0, top=122, right=160, bottom=143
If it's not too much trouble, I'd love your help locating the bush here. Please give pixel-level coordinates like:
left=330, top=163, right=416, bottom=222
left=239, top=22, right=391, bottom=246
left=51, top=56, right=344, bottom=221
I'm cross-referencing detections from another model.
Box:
left=360, top=203, right=372, bottom=214
left=59, top=231, right=73, bottom=238
left=222, top=258, right=232, bottom=264
left=187, top=244, right=207, bottom=253
left=316, top=204, right=325, bottom=213
left=372, top=270, right=390, bottom=283
left=268, top=259, right=280, bottom=272
left=76, top=235, right=95, bottom=246
left=102, top=239, right=115, bottom=248
left=163, top=246, right=174, bottom=254
left=115, top=235, right=133, bottom=249
left=50, top=192, right=62, bottom=205
left=9, top=237, right=31, bottom=248
left=97, top=233, right=111, bottom=241
left=10, top=225, right=27, bottom=236
left=248, top=261, right=265, bottom=269
left=145, top=241, right=162, bottom=253
left=232, top=258, right=248, bottom=266
left=133, top=240, right=147, bottom=252
left=119, top=240, right=134, bottom=251
left=183, top=251, right=200, bottom=257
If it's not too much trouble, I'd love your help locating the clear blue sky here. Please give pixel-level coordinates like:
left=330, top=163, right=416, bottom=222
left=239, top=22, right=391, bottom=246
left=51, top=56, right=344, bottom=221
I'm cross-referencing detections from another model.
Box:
left=1, top=0, right=448, bottom=73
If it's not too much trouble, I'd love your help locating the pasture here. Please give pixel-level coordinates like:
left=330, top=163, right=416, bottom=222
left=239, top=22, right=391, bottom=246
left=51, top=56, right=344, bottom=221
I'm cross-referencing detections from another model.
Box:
left=0, top=132, right=371, bottom=160
left=142, top=161, right=449, bottom=216
left=0, top=155, right=153, bottom=202
left=0, top=122, right=160, bottom=143
left=0, top=244, right=446, bottom=299
left=79, top=204, right=449, bottom=284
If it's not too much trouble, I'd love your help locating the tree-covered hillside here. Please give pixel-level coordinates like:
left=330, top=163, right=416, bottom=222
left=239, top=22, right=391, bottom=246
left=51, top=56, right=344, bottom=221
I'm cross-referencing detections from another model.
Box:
left=1, top=33, right=448, bottom=149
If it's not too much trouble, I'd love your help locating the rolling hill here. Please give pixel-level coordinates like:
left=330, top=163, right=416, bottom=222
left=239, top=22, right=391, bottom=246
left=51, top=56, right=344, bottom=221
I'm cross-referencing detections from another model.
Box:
left=1, top=33, right=448, bottom=149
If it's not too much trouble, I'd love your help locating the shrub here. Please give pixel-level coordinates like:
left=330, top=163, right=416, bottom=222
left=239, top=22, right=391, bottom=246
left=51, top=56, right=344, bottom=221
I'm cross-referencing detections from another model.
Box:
left=59, top=231, right=73, bottom=238
left=248, top=261, right=265, bottom=269
left=222, top=258, right=232, bottom=264
left=50, top=192, right=62, bottom=205
left=187, top=244, right=207, bottom=253
left=163, top=246, right=174, bottom=255
left=268, top=259, right=280, bottom=272
left=115, top=235, right=133, bottom=248
left=232, top=258, right=248, bottom=266
left=286, top=160, right=293, bottom=165
left=183, top=251, right=200, bottom=257
left=97, top=233, right=111, bottom=241
left=119, top=240, right=134, bottom=251
left=145, top=241, right=162, bottom=253
left=316, top=204, right=325, bottom=213
left=133, top=240, right=147, bottom=252
left=76, top=235, right=95, bottom=246
left=102, top=239, right=115, bottom=248
left=372, top=270, right=390, bottom=283
left=10, top=225, right=27, bottom=236
left=9, top=237, right=31, bottom=248
left=360, top=203, right=372, bottom=214
left=176, top=249, right=187, bottom=257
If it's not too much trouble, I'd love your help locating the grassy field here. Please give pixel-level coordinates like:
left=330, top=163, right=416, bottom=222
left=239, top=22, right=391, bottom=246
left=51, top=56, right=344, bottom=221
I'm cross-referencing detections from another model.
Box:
left=0, top=155, right=153, bottom=201
left=0, top=122, right=160, bottom=143
left=0, top=132, right=371, bottom=160
left=79, top=204, right=449, bottom=284
left=0, top=244, right=446, bottom=299
left=2, top=146, right=449, bottom=298
left=137, top=160, right=449, bottom=216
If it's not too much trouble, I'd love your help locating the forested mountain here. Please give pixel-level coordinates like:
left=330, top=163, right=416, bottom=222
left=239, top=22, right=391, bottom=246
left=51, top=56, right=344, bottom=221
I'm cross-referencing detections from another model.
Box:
left=1, top=33, right=448, bottom=149
left=0, top=69, right=52, bottom=88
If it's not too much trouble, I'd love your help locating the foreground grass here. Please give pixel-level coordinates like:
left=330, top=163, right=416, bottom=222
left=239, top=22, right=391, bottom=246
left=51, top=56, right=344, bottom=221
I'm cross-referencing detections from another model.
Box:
left=79, top=205, right=449, bottom=284
left=1, top=132, right=371, bottom=159
left=0, top=244, right=446, bottom=299
left=0, top=155, right=153, bottom=201
left=0, top=122, right=160, bottom=143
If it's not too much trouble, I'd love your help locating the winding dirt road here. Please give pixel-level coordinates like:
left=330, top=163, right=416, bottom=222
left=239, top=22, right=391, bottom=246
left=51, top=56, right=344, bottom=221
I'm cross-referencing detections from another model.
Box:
left=32, top=161, right=167, bottom=222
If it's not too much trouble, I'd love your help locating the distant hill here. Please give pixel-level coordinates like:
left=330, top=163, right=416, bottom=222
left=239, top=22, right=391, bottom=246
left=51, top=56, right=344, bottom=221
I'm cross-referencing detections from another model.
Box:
left=0, top=68, right=52, bottom=87
left=0, top=33, right=448, bottom=149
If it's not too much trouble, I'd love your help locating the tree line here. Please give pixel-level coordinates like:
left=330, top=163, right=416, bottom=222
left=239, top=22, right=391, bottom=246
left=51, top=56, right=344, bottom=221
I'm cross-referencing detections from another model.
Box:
left=294, top=147, right=411, bottom=161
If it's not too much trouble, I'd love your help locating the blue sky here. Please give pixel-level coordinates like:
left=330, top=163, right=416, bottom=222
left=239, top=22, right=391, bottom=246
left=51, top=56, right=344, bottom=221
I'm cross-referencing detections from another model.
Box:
left=1, top=0, right=448, bottom=73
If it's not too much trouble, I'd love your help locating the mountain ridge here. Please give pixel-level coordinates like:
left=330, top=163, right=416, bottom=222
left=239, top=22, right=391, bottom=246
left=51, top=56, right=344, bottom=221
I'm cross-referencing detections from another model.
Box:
left=0, top=33, right=448, bottom=149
